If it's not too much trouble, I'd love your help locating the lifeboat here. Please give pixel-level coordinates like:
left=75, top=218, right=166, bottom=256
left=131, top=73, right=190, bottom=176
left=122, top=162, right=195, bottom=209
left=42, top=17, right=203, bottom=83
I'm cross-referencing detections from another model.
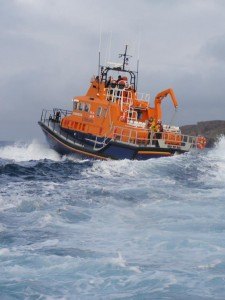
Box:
left=38, top=45, right=206, bottom=160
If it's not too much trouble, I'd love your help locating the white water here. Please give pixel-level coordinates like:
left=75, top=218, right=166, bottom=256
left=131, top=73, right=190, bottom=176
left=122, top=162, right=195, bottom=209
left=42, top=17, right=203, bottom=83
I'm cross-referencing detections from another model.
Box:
left=0, top=140, right=60, bottom=162
left=0, top=137, right=225, bottom=299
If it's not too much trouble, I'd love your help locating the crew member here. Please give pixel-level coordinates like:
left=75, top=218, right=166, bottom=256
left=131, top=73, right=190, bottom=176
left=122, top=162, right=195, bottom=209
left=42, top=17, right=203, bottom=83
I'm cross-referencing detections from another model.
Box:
left=116, top=75, right=122, bottom=84
left=106, top=76, right=112, bottom=88
left=155, top=120, right=163, bottom=139
left=149, top=117, right=156, bottom=132
left=147, top=117, right=156, bottom=143
left=117, top=76, right=127, bottom=89
left=55, top=111, right=61, bottom=122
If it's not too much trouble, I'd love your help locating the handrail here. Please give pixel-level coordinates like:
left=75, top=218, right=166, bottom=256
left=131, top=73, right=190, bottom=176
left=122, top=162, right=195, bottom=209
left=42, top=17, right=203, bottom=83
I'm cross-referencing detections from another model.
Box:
left=93, top=123, right=114, bottom=150
left=112, top=125, right=198, bottom=149
left=40, top=108, right=72, bottom=120
left=136, top=92, right=150, bottom=102
left=106, top=87, right=133, bottom=107
left=53, top=108, right=72, bottom=117
left=40, top=108, right=114, bottom=150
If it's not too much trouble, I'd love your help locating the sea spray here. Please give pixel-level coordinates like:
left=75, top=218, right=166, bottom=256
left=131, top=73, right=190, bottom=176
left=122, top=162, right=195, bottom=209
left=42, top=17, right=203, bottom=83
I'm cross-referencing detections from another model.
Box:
left=0, top=140, right=60, bottom=162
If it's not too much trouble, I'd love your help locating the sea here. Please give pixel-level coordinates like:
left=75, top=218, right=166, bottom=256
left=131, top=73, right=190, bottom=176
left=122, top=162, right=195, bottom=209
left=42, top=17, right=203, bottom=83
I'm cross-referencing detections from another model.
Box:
left=0, top=137, right=225, bottom=300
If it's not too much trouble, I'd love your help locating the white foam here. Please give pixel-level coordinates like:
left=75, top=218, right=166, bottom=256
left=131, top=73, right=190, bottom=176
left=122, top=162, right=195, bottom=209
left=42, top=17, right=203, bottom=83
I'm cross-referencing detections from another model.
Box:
left=197, top=259, right=222, bottom=270
left=27, top=239, right=59, bottom=251
left=107, top=252, right=141, bottom=273
left=0, top=248, right=11, bottom=256
left=84, top=157, right=166, bottom=179
left=38, top=213, right=53, bottom=228
left=110, top=252, right=127, bottom=267
left=62, top=155, right=90, bottom=163
left=0, top=140, right=60, bottom=162
left=0, top=195, right=16, bottom=212
left=208, top=135, right=225, bottom=159
left=204, top=136, right=225, bottom=184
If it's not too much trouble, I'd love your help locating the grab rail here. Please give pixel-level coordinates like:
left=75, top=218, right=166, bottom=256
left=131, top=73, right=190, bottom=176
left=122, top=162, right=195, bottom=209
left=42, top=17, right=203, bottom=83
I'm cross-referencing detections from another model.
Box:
left=112, top=125, right=198, bottom=149
left=40, top=108, right=113, bottom=149
left=40, top=109, right=81, bottom=145
left=136, top=92, right=150, bottom=102
left=40, top=108, right=72, bottom=123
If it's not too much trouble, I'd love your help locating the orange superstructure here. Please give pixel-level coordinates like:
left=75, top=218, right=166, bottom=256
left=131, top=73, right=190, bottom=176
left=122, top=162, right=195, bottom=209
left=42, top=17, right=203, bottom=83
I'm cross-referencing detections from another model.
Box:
left=60, top=77, right=177, bottom=142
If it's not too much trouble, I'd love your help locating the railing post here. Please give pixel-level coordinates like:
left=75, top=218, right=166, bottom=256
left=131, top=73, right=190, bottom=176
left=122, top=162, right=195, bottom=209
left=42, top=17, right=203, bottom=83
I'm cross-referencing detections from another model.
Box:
left=128, top=129, right=131, bottom=143
left=150, top=131, right=154, bottom=146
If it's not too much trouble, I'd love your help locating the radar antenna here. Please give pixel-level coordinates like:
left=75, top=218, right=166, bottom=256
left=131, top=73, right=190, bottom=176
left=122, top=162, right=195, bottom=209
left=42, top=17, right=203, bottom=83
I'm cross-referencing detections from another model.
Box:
left=119, top=44, right=132, bottom=70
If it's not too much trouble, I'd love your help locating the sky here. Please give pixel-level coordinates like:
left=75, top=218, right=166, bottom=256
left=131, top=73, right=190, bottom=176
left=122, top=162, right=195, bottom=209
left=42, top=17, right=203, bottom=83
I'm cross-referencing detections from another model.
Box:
left=0, top=0, right=225, bottom=141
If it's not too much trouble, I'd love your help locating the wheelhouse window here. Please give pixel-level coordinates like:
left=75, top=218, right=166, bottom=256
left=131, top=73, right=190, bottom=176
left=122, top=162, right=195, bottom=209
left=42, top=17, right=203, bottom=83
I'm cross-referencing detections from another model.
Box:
left=78, top=102, right=84, bottom=111
left=73, top=101, right=90, bottom=112
left=96, top=107, right=102, bottom=117
left=84, top=103, right=90, bottom=112
left=73, top=100, right=79, bottom=110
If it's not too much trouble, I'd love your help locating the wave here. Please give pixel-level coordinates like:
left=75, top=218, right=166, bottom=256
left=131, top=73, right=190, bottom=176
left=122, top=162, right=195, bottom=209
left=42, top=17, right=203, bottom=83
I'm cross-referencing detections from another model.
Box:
left=1, top=137, right=225, bottom=300
left=202, top=135, right=225, bottom=187
left=0, top=136, right=224, bottom=189
left=81, top=136, right=225, bottom=200
left=208, top=135, right=225, bottom=159
left=0, top=140, right=60, bottom=162
left=1, top=135, right=224, bottom=164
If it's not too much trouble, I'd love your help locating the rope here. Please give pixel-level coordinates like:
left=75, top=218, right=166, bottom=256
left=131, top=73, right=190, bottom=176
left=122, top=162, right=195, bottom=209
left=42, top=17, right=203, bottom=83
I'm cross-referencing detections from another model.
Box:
left=169, top=108, right=178, bottom=127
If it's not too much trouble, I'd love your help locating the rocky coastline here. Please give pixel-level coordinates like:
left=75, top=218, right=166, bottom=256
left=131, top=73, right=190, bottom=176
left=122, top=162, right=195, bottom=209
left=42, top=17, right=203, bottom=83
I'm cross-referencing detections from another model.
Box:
left=180, top=120, right=225, bottom=148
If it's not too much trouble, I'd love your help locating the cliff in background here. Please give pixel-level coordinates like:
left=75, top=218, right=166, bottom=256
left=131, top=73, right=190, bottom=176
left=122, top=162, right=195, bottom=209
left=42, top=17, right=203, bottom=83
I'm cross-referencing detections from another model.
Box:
left=180, top=120, right=225, bottom=148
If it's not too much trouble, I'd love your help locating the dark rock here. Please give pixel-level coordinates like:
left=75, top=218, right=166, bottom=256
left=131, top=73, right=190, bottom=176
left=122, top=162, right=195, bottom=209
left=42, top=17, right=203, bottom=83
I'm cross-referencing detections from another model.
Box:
left=180, top=120, right=225, bottom=148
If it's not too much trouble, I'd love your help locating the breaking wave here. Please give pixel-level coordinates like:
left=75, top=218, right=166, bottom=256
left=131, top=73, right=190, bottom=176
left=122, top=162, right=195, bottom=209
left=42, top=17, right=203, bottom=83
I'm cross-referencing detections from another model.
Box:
left=0, top=140, right=60, bottom=162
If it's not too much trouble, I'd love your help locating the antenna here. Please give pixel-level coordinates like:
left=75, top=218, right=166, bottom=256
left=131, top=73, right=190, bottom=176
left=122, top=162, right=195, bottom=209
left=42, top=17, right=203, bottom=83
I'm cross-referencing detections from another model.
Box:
left=108, top=31, right=112, bottom=63
left=104, top=31, right=112, bottom=65
left=136, top=31, right=141, bottom=90
left=98, top=23, right=102, bottom=70
left=136, top=59, right=139, bottom=90
left=119, top=44, right=132, bottom=70
left=98, top=21, right=102, bottom=91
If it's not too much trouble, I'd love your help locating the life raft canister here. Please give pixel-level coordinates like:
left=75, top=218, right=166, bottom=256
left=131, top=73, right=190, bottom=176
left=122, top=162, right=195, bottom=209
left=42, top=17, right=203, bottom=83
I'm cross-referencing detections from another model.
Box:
left=196, top=136, right=207, bottom=149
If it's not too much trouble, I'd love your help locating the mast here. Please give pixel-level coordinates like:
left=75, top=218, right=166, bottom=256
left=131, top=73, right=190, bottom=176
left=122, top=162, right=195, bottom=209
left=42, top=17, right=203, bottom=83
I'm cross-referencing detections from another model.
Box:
left=136, top=31, right=141, bottom=91
left=98, top=25, right=102, bottom=92
left=119, top=44, right=131, bottom=71
left=123, top=44, right=128, bottom=70
left=136, top=58, right=139, bottom=91
left=98, top=50, right=101, bottom=91
left=100, top=45, right=138, bottom=90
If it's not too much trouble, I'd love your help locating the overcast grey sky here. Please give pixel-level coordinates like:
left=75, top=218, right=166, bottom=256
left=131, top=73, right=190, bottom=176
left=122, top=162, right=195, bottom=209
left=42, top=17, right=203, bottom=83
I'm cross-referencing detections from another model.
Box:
left=1, top=0, right=225, bottom=141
